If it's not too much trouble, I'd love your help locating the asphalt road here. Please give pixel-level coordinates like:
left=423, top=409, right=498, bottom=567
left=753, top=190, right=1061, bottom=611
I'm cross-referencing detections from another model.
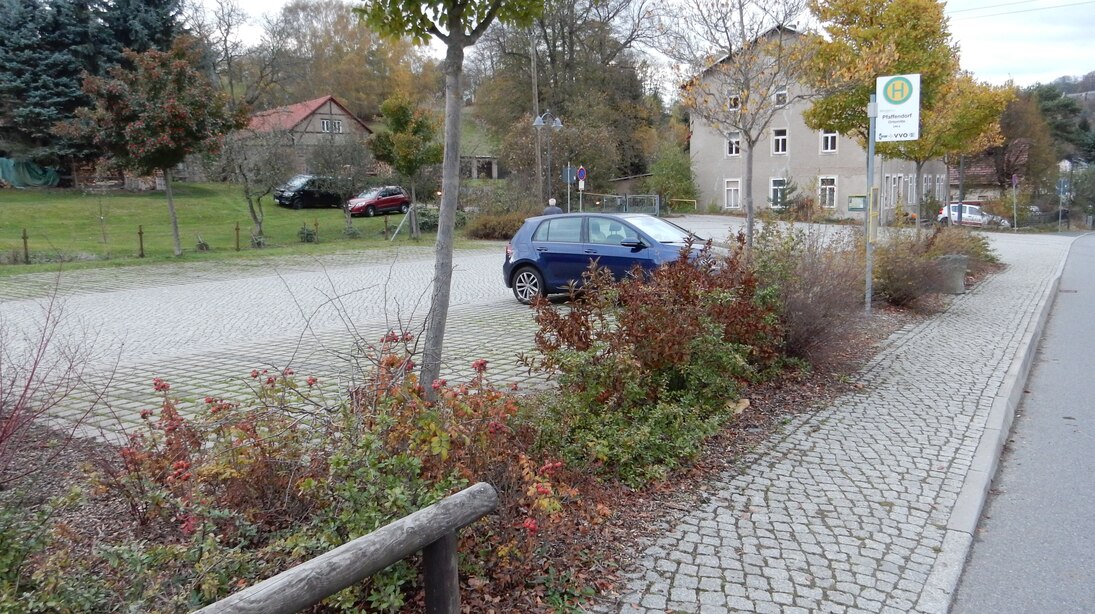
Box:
left=951, top=233, right=1095, bottom=613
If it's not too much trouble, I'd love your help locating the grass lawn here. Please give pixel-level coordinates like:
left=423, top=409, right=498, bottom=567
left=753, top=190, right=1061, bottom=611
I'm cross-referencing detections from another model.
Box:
left=0, top=182, right=482, bottom=276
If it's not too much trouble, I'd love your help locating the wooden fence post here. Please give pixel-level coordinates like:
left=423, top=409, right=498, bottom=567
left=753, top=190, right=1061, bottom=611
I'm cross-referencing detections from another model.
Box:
left=424, top=532, right=460, bottom=614
left=138, top=225, right=145, bottom=258
left=22, top=228, right=29, bottom=264
left=235, top=222, right=241, bottom=251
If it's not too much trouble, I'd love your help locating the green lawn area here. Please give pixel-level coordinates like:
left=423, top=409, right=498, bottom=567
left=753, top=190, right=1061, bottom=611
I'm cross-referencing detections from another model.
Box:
left=0, top=182, right=480, bottom=276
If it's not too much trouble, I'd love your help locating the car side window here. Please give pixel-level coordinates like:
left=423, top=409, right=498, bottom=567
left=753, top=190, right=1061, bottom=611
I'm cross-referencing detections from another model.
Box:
left=532, top=218, right=582, bottom=242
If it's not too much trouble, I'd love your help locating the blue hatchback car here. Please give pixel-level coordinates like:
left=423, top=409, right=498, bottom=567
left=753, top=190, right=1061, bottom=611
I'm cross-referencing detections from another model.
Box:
left=503, top=212, right=705, bottom=304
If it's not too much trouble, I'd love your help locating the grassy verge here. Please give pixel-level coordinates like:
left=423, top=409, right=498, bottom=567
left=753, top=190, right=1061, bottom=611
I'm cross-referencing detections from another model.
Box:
left=0, top=182, right=490, bottom=276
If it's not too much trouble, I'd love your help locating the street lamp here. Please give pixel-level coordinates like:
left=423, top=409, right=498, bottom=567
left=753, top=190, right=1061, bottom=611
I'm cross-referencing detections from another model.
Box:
left=533, top=111, right=563, bottom=202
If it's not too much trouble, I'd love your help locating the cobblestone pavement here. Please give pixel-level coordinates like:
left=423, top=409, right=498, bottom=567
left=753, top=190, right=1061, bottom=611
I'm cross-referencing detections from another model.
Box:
left=0, top=242, right=547, bottom=438
left=590, top=231, right=1075, bottom=614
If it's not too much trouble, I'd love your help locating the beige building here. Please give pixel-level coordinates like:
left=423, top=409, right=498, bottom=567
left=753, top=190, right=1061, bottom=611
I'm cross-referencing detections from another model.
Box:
left=690, top=81, right=948, bottom=222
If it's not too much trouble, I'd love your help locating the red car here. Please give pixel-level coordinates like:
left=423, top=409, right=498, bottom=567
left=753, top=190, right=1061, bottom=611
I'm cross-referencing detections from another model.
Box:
left=346, top=186, right=411, bottom=217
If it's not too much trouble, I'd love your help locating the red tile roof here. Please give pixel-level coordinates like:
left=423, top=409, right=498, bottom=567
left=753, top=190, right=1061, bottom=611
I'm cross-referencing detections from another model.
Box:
left=248, top=95, right=371, bottom=134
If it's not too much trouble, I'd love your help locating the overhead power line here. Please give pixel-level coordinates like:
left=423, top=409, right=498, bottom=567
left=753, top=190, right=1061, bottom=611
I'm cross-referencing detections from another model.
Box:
left=950, top=0, right=1095, bottom=20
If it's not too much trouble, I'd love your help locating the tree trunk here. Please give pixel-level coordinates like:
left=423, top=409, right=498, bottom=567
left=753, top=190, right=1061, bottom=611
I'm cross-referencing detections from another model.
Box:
left=164, top=167, right=182, bottom=256
left=420, top=44, right=465, bottom=400
left=410, top=184, right=421, bottom=240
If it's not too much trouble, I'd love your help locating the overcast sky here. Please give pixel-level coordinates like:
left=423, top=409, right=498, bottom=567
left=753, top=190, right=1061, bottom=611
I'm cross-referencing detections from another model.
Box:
left=221, top=0, right=1095, bottom=89
left=945, top=0, right=1095, bottom=86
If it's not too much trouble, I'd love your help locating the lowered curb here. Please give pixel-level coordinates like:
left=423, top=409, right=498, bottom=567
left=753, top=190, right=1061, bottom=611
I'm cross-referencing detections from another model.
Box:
left=915, top=240, right=1075, bottom=614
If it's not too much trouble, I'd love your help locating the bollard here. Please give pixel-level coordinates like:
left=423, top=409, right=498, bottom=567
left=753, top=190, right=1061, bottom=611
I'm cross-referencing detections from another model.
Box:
left=935, top=254, right=968, bottom=294
left=138, top=225, right=145, bottom=258
left=22, top=228, right=29, bottom=264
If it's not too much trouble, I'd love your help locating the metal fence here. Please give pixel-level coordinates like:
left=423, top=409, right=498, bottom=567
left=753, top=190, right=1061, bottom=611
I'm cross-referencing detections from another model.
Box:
left=570, top=193, right=660, bottom=215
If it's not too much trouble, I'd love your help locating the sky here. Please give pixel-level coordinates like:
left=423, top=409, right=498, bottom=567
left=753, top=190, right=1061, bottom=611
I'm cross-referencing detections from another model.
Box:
left=219, top=0, right=1095, bottom=89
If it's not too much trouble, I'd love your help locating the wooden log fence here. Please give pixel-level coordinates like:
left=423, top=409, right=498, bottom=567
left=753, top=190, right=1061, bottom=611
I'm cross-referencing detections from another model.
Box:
left=193, top=482, right=498, bottom=614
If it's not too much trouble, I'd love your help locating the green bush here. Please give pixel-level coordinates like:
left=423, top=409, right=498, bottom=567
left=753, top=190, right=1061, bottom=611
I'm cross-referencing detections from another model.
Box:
left=414, top=205, right=466, bottom=232
left=528, top=243, right=782, bottom=486
left=925, top=226, right=999, bottom=269
left=465, top=212, right=529, bottom=240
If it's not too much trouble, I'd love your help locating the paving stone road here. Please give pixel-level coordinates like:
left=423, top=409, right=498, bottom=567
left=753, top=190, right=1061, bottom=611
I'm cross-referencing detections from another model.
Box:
left=0, top=218, right=1076, bottom=613
left=0, top=242, right=546, bottom=437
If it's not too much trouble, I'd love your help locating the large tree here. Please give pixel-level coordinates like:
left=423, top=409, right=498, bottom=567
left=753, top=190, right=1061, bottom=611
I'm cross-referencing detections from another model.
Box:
left=369, top=95, right=444, bottom=239
left=58, top=40, right=248, bottom=256
left=988, top=92, right=1057, bottom=198
left=0, top=0, right=105, bottom=165
left=470, top=0, right=663, bottom=179
left=356, top=0, right=542, bottom=396
left=802, top=0, right=958, bottom=142
left=658, top=0, right=811, bottom=248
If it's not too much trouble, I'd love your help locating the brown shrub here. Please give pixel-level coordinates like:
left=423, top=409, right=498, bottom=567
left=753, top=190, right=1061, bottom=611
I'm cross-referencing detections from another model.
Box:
left=754, top=224, right=864, bottom=362
left=465, top=211, right=530, bottom=240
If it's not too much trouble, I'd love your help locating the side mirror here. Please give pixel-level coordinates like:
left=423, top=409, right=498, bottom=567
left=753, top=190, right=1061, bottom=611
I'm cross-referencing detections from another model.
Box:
left=620, top=239, right=645, bottom=249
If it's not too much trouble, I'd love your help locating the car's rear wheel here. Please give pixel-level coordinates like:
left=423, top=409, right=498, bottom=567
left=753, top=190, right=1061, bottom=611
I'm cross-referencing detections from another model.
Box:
left=399, top=203, right=409, bottom=214
left=512, top=267, right=545, bottom=305
left=364, top=205, right=376, bottom=217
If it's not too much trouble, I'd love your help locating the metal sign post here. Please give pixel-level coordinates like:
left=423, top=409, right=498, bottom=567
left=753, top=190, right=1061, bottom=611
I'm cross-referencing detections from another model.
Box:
left=865, top=95, right=877, bottom=316
left=867, top=74, right=921, bottom=315
left=577, top=165, right=586, bottom=212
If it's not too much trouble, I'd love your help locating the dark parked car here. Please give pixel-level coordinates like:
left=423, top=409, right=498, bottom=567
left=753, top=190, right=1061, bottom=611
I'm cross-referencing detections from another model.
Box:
left=347, top=186, right=411, bottom=217
left=503, top=212, right=708, bottom=304
left=274, top=175, right=344, bottom=209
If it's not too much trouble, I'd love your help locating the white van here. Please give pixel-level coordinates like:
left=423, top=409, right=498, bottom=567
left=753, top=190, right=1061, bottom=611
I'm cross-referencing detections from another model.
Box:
left=937, top=203, right=1010, bottom=228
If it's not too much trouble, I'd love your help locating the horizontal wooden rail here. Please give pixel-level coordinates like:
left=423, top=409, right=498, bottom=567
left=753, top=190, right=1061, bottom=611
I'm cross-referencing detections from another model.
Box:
left=194, top=482, right=498, bottom=614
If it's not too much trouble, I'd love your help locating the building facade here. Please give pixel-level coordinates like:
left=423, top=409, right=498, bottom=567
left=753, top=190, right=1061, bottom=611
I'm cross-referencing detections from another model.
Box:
left=690, top=84, right=948, bottom=222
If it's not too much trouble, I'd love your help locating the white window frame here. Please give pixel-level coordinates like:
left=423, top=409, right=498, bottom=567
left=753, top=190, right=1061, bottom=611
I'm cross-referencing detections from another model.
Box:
left=818, top=176, right=837, bottom=209
left=724, top=178, right=742, bottom=210
left=883, top=174, right=891, bottom=207
left=908, top=178, right=916, bottom=206
left=923, top=175, right=932, bottom=202
left=936, top=175, right=944, bottom=200
left=770, top=177, right=787, bottom=207
left=321, top=119, right=332, bottom=133
left=726, top=132, right=741, bottom=157
left=774, top=90, right=788, bottom=107
left=821, top=130, right=838, bottom=153
left=333, top=120, right=343, bottom=133
left=891, top=175, right=901, bottom=208
left=772, top=128, right=788, bottom=155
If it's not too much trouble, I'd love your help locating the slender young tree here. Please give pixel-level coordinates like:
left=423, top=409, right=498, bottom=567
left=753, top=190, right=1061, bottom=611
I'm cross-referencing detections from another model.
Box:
left=58, top=39, right=248, bottom=256
left=658, top=0, right=811, bottom=249
left=369, top=95, right=444, bottom=240
left=355, top=0, right=542, bottom=397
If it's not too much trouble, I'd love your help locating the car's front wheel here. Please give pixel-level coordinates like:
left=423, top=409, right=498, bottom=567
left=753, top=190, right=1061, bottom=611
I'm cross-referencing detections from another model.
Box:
left=291, top=196, right=303, bottom=210
left=364, top=205, right=376, bottom=217
left=512, top=267, right=545, bottom=304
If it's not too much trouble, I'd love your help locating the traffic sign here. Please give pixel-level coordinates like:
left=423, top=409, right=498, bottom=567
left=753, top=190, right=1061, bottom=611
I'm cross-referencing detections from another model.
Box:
left=875, top=74, right=920, bottom=142
left=576, top=166, right=587, bottom=181
left=563, top=166, right=576, bottom=184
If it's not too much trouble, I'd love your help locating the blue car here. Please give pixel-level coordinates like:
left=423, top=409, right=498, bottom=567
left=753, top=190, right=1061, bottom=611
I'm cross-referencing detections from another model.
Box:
left=503, top=213, right=706, bottom=304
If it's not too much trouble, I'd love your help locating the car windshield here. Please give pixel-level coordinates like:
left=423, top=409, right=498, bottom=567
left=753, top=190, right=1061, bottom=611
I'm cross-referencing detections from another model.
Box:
left=356, top=188, right=382, bottom=199
left=285, top=175, right=311, bottom=189
left=625, top=216, right=698, bottom=243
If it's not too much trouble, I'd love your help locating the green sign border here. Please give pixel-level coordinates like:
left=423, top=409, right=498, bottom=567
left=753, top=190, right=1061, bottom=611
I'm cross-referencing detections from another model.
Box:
left=882, top=76, right=914, bottom=105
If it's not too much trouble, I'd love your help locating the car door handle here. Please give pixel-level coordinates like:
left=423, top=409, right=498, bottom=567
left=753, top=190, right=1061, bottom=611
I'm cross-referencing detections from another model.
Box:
left=584, top=249, right=599, bottom=254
